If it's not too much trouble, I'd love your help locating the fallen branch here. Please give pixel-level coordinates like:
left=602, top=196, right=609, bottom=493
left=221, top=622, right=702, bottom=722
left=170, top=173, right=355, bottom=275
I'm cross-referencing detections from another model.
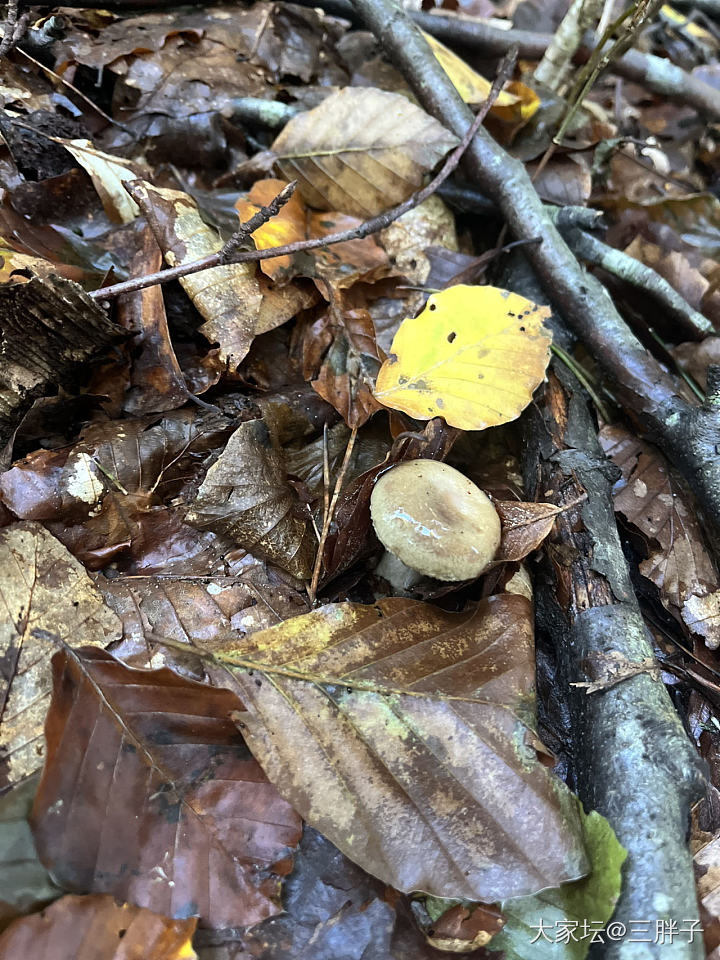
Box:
left=552, top=206, right=716, bottom=341
left=90, top=57, right=514, bottom=303
left=352, top=0, right=720, bottom=546
left=0, top=0, right=28, bottom=59
left=523, top=360, right=706, bottom=955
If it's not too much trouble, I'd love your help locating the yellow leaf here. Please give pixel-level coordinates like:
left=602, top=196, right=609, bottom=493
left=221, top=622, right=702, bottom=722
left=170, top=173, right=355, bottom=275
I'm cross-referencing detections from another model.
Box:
left=374, top=284, right=552, bottom=430
left=422, top=32, right=539, bottom=122
left=234, top=178, right=307, bottom=280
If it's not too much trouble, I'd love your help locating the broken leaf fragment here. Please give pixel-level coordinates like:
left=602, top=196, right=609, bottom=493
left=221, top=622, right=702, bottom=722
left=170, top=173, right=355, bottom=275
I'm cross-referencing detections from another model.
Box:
left=374, top=284, right=552, bottom=430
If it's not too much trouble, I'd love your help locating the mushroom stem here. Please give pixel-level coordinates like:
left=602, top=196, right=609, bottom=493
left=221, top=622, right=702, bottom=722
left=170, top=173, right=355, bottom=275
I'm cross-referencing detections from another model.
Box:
left=375, top=550, right=424, bottom=594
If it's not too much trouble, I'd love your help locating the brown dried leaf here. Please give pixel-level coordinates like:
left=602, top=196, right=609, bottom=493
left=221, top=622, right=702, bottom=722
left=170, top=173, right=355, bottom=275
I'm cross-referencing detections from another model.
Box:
left=118, top=228, right=189, bottom=415
left=299, top=294, right=384, bottom=428
left=495, top=500, right=562, bottom=563
left=0, top=408, right=232, bottom=524
left=672, top=337, right=720, bottom=392
left=271, top=87, right=459, bottom=217
left=0, top=893, right=197, bottom=959
left=625, top=236, right=720, bottom=328
left=0, top=522, right=121, bottom=791
left=101, top=569, right=309, bottom=673
left=0, top=275, right=126, bottom=450
left=31, top=647, right=302, bottom=928
left=126, top=182, right=265, bottom=367
left=186, top=419, right=315, bottom=580
left=599, top=424, right=720, bottom=647
left=217, top=596, right=588, bottom=902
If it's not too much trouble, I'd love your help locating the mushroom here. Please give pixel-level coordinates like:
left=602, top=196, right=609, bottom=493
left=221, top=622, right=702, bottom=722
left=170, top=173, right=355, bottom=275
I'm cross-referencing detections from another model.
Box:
left=370, top=459, right=501, bottom=586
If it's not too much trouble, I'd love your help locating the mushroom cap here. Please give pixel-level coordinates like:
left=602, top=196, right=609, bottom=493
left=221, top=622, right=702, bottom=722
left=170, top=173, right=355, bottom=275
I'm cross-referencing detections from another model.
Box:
left=370, top=460, right=501, bottom=581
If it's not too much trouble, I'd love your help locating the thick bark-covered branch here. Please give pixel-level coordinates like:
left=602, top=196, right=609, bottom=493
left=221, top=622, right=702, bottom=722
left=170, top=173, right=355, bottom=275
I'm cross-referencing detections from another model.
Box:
left=352, top=0, right=720, bottom=545
left=523, top=360, right=706, bottom=958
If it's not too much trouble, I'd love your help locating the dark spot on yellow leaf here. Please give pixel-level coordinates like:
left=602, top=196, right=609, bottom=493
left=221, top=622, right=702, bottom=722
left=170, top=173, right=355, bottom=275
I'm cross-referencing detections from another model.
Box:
left=447, top=331, right=456, bottom=343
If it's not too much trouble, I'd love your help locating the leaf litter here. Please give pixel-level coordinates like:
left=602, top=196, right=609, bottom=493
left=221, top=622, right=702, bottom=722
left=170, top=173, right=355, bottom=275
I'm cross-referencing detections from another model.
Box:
left=5, top=0, right=717, bottom=953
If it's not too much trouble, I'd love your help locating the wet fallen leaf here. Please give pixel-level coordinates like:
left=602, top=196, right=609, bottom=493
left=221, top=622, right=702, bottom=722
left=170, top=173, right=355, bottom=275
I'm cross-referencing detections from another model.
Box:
left=117, top=228, right=189, bottom=415
left=378, top=195, right=458, bottom=287
left=101, top=568, right=308, bottom=673
left=482, top=807, right=626, bottom=960
left=374, top=285, right=552, bottom=430
left=214, top=596, right=589, bottom=902
left=298, top=293, right=384, bottom=428
left=0, top=407, right=232, bottom=525
left=31, top=647, right=302, bottom=929
left=672, top=337, right=720, bottom=391
left=195, top=826, right=396, bottom=960
left=186, top=418, right=315, bottom=580
left=599, top=424, right=720, bottom=648
left=271, top=87, right=459, bottom=216
left=0, top=522, right=121, bottom=790
left=0, top=893, right=197, bottom=960
left=0, top=775, right=61, bottom=929
left=60, top=139, right=146, bottom=223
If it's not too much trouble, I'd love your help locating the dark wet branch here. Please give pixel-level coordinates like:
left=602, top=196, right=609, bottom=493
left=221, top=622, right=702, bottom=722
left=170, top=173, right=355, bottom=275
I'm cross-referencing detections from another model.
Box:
left=523, top=361, right=706, bottom=958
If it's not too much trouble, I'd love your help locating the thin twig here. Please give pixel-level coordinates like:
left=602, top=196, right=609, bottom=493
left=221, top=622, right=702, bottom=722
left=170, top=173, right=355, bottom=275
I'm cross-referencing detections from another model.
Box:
left=219, top=180, right=298, bottom=262
left=90, top=52, right=517, bottom=303
left=15, top=46, right=127, bottom=130
left=308, top=427, right=357, bottom=606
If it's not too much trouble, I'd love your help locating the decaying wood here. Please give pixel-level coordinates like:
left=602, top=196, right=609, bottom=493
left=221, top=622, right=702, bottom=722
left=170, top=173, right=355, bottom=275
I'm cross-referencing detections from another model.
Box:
left=523, top=360, right=707, bottom=958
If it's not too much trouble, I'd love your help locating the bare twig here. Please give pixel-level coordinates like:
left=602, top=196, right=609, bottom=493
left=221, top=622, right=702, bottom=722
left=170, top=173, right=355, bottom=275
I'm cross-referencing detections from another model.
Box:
left=220, top=179, right=298, bottom=261
left=308, top=426, right=358, bottom=605
left=90, top=54, right=517, bottom=303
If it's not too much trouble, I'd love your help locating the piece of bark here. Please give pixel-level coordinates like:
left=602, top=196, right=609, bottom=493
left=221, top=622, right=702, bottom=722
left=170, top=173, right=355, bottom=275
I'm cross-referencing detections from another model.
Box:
left=0, top=275, right=125, bottom=455
left=523, top=360, right=706, bottom=959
